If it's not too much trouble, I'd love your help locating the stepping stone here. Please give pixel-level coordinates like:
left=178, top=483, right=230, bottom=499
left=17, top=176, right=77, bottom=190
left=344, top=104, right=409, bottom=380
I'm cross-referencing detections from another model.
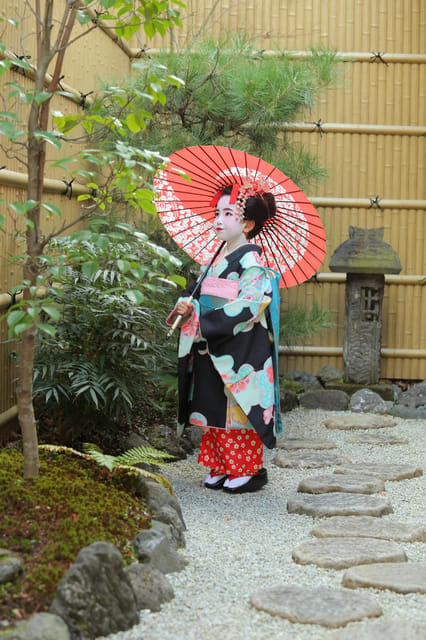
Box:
left=273, top=450, right=351, bottom=469
left=276, top=437, right=337, bottom=450
left=249, top=584, right=382, bottom=628
left=311, top=516, right=426, bottom=542
left=324, top=415, right=397, bottom=430
left=346, top=432, right=409, bottom=445
left=287, top=493, right=393, bottom=517
left=292, top=537, right=407, bottom=569
left=327, top=619, right=426, bottom=640
left=334, top=463, right=423, bottom=481
left=298, top=474, right=384, bottom=495
left=342, top=562, right=426, bottom=593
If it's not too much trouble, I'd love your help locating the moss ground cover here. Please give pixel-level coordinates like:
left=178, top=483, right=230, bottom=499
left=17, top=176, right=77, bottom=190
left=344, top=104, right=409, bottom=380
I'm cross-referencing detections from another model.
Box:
left=0, top=447, right=152, bottom=622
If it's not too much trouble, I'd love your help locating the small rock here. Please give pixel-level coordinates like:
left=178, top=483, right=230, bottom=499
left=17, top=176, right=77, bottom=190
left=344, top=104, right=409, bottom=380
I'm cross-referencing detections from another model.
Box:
left=342, top=562, right=426, bottom=593
left=292, top=537, right=407, bottom=569
left=349, top=389, right=388, bottom=414
left=282, top=370, right=322, bottom=390
left=273, top=450, right=351, bottom=469
left=299, top=389, right=349, bottom=411
left=311, top=516, right=426, bottom=542
left=0, top=550, right=23, bottom=584
left=0, top=613, right=71, bottom=640
left=152, top=504, right=186, bottom=548
left=298, top=474, right=384, bottom=495
left=324, top=414, right=396, bottom=430
left=127, top=563, right=175, bottom=612
left=132, top=529, right=188, bottom=574
left=334, top=463, right=423, bottom=481
left=276, top=437, right=337, bottom=450
left=316, top=365, right=343, bottom=385
left=287, top=493, right=393, bottom=518
left=249, top=584, right=382, bottom=627
left=136, top=478, right=186, bottom=530
left=398, top=381, right=426, bottom=408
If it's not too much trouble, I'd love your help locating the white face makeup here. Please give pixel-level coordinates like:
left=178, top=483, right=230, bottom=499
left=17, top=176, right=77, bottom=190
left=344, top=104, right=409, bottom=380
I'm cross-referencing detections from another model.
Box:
left=213, top=194, right=246, bottom=245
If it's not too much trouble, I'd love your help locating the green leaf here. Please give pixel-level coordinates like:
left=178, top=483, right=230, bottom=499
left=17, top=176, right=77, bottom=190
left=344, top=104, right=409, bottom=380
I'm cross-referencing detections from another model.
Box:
left=0, top=120, right=16, bottom=139
left=34, top=91, right=53, bottom=105
left=9, top=200, right=38, bottom=216
left=37, top=323, right=57, bottom=337
left=125, top=290, right=144, bottom=304
left=126, top=112, right=141, bottom=134
left=41, top=305, right=61, bottom=321
left=41, top=202, right=62, bottom=217
left=33, top=130, right=63, bottom=149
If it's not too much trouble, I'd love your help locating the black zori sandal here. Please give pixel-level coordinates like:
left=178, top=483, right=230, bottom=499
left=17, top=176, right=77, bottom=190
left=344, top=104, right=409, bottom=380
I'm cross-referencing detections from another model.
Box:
left=222, top=468, right=268, bottom=494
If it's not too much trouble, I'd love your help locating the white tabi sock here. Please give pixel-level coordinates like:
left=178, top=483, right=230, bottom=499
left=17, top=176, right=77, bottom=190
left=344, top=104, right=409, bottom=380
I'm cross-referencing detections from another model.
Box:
left=223, top=475, right=252, bottom=489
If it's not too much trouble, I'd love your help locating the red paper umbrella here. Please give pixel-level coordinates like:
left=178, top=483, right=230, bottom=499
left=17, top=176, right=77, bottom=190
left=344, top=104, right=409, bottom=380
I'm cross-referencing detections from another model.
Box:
left=153, top=145, right=326, bottom=287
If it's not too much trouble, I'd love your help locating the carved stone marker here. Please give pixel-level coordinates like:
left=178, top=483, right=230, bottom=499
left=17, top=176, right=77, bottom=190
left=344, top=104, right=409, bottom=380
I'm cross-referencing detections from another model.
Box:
left=329, top=227, right=401, bottom=384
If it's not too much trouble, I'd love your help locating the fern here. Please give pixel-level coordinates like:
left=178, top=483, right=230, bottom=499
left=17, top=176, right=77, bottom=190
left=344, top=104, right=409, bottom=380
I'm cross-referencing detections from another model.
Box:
left=39, top=444, right=175, bottom=494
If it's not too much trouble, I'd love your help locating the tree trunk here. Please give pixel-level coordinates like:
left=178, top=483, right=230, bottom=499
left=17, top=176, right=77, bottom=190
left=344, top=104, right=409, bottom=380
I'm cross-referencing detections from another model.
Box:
left=16, top=320, right=39, bottom=478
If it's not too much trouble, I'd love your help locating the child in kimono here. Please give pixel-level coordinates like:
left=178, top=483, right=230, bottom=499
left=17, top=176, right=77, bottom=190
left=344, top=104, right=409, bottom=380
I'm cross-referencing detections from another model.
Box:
left=168, top=181, right=282, bottom=494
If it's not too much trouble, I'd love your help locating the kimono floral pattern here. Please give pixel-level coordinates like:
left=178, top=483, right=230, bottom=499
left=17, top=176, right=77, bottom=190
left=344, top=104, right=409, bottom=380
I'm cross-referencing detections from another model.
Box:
left=177, top=244, right=282, bottom=449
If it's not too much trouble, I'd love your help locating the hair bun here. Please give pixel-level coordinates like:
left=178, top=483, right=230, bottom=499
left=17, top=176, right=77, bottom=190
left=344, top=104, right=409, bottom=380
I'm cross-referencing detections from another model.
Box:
left=260, top=192, right=276, bottom=219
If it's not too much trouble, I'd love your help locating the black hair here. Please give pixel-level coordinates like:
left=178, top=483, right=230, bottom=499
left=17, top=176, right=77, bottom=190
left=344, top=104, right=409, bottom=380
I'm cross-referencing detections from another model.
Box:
left=220, top=185, right=276, bottom=239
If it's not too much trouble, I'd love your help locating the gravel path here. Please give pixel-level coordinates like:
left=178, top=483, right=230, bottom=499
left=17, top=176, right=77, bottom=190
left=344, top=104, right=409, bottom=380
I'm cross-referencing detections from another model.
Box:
left=102, top=409, right=426, bottom=640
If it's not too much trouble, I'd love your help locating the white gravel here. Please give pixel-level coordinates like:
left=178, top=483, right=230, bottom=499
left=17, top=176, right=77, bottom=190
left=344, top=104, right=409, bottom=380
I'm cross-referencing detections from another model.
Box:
left=101, top=409, right=426, bottom=640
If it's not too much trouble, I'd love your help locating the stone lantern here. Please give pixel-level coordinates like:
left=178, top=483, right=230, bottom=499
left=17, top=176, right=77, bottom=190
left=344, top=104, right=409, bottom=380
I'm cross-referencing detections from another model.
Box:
left=329, top=226, right=401, bottom=384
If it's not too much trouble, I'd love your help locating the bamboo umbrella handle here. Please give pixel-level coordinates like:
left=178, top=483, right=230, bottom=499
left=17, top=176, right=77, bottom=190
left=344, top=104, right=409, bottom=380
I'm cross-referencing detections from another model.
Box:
left=166, top=295, right=194, bottom=339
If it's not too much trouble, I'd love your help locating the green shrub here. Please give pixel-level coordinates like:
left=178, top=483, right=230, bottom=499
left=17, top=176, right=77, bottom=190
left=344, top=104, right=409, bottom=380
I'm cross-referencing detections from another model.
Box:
left=33, top=222, right=183, bottom=449
left=0, top=447, right=152, bottom=621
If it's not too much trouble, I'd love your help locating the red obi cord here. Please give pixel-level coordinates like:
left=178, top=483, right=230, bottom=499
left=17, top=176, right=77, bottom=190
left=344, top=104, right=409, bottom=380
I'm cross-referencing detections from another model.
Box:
left=198, top=428, right=263, bottom=476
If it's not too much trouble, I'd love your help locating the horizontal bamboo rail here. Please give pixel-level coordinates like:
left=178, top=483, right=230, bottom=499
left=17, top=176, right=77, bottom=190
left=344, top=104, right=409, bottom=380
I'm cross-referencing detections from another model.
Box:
left=280, top=346, right=426, bottom=358
left=311, top=197, right=426, bottom=210
left=0, top=405, right=18, bottom=427
left=0, top=169, right=93, bottom=197
left=2, top=169, right=425, bottom=212
left=0, top=48, right=85, bottom=102
left=282, top=122, right=426, bottom=136
left=140, top=49, right=426, bottom=65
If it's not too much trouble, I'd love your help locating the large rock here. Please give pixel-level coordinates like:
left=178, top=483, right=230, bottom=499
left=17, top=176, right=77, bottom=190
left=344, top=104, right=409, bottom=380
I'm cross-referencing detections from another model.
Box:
left=327, top=619, right=426, bottom=640
left=50, top=542, right=138, bottom=640
left=342, top=562, right=426, bottom=593
left=334, top=463, right=423, bottom=481
left=127, top=563, right=174, bottom=611
left=249, top=584, right=382, bottom=627
left=349, top=389, right=388, bottom=414
left=0, top=613, right=71, bottom=640
left=324, top=414, right=396, bottom=430
left=311, top=515, right=426, bottom=542
left=292, top=537, right=407, bottom=569
left=287, top=493, right=393, bottom=518
left=273, top=450, right=351, bottom=469
left=131, top=529, right=188, bottom=574
left=298, top=474, right=385, bottom=495
left=299, top=389, right=349, bottom=411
